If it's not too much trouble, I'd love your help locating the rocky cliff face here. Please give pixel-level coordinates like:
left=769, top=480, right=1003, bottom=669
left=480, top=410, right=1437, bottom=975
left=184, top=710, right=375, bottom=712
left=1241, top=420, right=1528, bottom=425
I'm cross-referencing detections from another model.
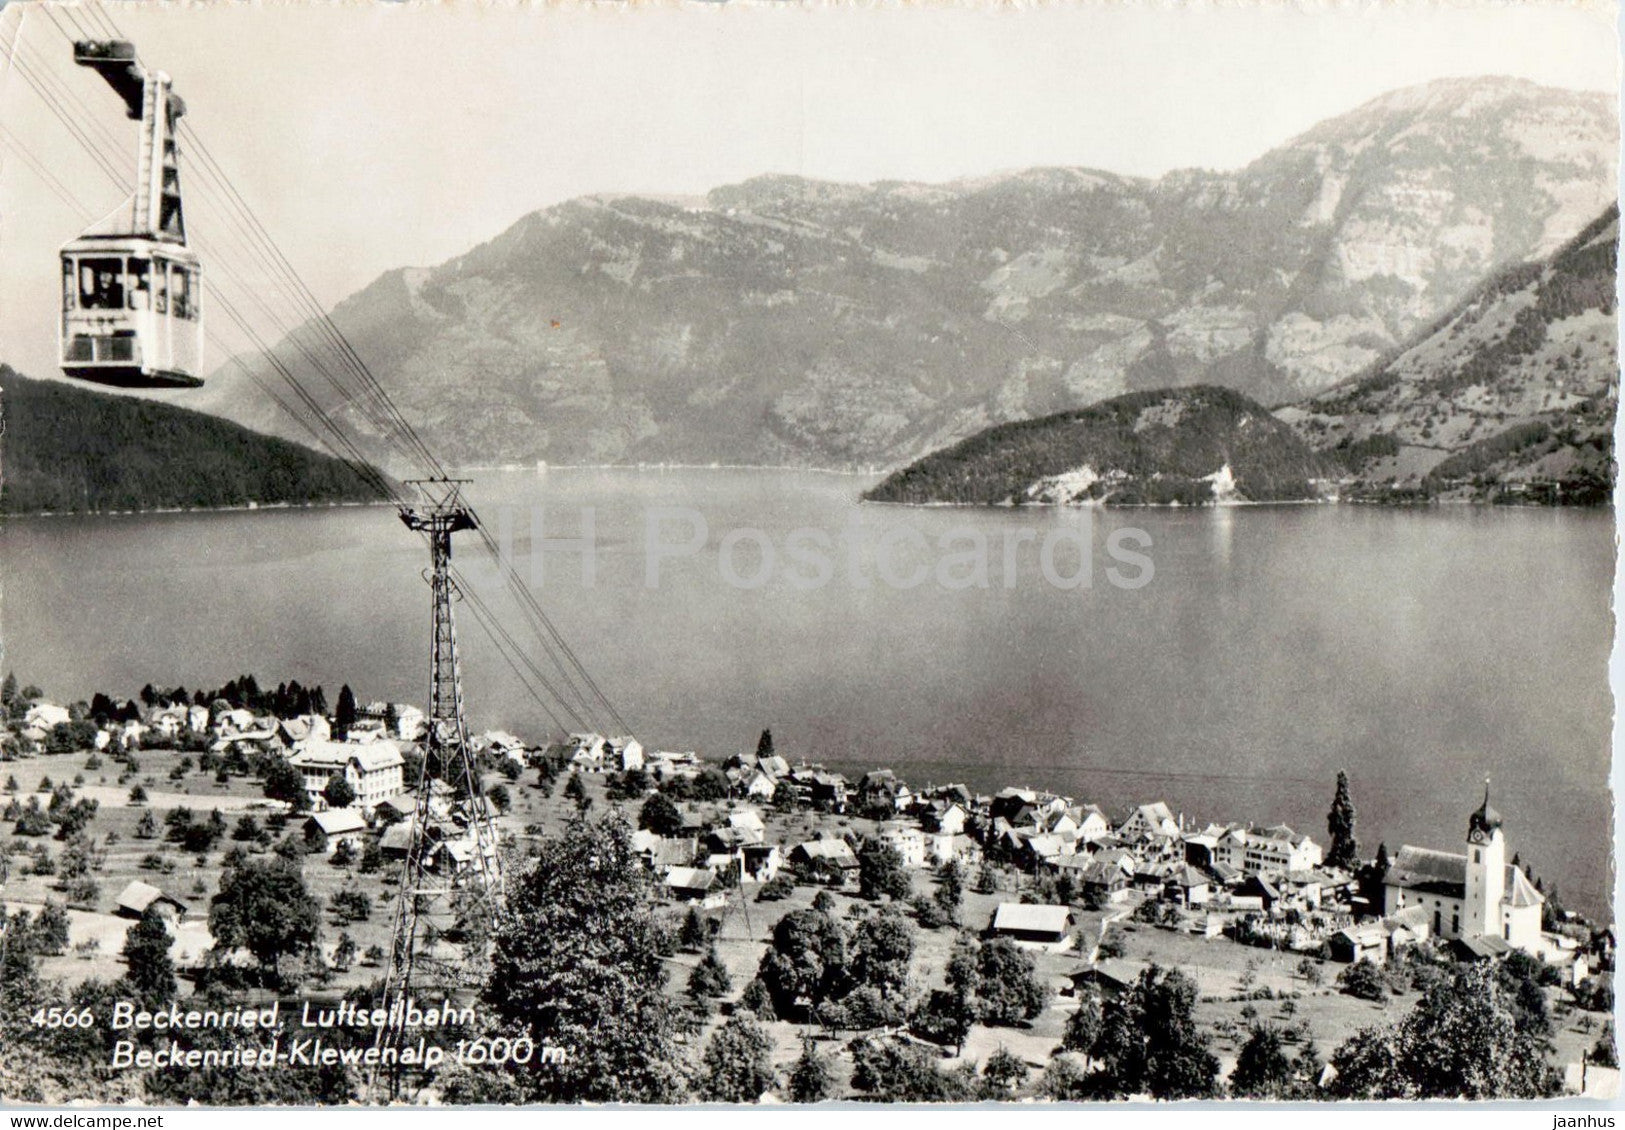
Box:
left=196, top=77, right=1616, bottom=472
left=1278, top=205, right=1617, bottom=501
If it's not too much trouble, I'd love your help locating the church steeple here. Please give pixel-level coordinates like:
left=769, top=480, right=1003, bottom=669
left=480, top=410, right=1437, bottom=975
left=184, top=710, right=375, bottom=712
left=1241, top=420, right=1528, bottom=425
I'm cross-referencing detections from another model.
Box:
left=1468, top=777, right=1502, bottom=841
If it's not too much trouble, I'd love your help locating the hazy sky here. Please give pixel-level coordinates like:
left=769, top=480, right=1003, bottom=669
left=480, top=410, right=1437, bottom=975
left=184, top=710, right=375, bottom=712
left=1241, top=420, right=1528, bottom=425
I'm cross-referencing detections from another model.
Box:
left=0, top=0, right=1617, bottom=380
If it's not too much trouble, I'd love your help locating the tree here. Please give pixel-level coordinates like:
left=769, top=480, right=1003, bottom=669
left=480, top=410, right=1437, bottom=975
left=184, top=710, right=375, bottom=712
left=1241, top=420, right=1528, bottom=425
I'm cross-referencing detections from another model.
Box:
left=933, top=860, right=965, bottom=924
left=851, top=910, right=916, bottom=998
left=688, top=944, right=733, bottom=999
left=638, top=792, right=684, bottom=837
left=321, top=776, right=355, bottom=809
left=476, top=814, right=687, bottom=1102
left=981, top=1047, right=1029, bottom=1097
left=333, top=685, right=357, bottom=738
left=699, top=1015, right=775, bottom=1102
left=1326, top=769, right=1359, bottom=872
left=208, top=856, right=322, bottom=977
left=788, top=1039, right=836, bottom=1103
left=233, top=814, right=261, bottom=843
left=976, top=937, right=1047, bottom=1027
left=33, top=902, right=71, bottom=954
left=755, top=907, right=850, bottom=1020
left=134, top=810, right=157, bottom=840
left=1339, top=959, right=1387, bottom=1002
left=332, top=932, right=357, bottom=971
left=1230, top=1024, right=1296, bottom=1098
left=127, top=784, right=148, bottom=805
left=689, top=766, right=730, bottom=802
left=849, top=1037, right=976, bottom=1102
left=857, top=838, right=911, bottom=902
left=563, top=772, right=589, bottom=808
left=120, top=907, right=176, bottom=1002
left=1328, top=965, right=1560, bottom=1099
left=755, top=729, right=774, bottom=759
left=486, top=783, right=512, bottom=815
left=1086, top=965, right=1218, bottom=1100
left=1061, top=996, right=1103, bottom=1058
left=263, top=759, right=308, bottom=811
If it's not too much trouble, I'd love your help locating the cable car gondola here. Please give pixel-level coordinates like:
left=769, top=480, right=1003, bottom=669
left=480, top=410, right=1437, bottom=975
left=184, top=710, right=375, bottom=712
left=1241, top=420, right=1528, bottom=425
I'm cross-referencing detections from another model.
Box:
left=60, top=40, right=203, bottom=389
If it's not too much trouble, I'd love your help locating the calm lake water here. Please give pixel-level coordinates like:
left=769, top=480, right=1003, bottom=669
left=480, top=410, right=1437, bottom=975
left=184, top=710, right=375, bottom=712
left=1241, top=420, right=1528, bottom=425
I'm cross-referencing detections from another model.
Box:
left=2, top=469, right=1614, bottom=915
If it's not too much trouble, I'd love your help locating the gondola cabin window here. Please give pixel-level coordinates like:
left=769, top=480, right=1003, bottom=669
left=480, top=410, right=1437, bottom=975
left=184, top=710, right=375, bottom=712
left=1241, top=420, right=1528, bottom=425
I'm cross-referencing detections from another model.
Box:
left=78, top=257, right=125, bottom=310
left=127, top=258, right=150, bottom=310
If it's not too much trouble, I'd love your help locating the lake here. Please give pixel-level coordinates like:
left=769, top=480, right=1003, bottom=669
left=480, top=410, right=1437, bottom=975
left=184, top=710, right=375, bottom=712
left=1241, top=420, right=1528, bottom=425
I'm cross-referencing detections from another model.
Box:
left=2, top=469, right=1614, bottom=915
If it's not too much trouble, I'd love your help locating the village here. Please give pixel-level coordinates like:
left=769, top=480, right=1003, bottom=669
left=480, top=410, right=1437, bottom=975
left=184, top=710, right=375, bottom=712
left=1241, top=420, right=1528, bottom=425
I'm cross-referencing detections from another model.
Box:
left=0, top=675, right=1616, bottom=1098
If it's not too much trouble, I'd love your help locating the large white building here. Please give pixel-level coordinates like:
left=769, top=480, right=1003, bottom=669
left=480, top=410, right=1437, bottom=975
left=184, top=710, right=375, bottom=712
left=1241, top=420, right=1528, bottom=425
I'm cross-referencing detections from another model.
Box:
left=1383, top=784, right=1544, bottom=951
left=1211, top=823, right=1323, bottom=877
left=289, top=738, right=406, bottom=812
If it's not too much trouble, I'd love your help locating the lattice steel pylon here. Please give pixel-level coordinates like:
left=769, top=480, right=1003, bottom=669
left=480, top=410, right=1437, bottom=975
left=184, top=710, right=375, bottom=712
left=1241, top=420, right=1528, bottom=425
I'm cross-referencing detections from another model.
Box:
left=371, top=479, right=503, bottom=1099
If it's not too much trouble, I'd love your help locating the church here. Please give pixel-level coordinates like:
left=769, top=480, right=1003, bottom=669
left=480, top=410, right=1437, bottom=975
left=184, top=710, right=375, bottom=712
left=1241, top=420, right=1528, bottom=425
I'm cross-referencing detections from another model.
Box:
left=1382, top=783, right=1544, bottom=953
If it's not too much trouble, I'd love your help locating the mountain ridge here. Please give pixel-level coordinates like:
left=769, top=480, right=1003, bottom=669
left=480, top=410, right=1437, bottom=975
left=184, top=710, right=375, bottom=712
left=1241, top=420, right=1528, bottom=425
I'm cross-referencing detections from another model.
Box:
left=191, top=75, right=1617, bottom=473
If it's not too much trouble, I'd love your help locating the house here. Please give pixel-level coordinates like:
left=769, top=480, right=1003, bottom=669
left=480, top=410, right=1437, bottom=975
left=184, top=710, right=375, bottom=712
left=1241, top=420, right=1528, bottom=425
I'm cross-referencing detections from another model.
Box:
left=990, top=903, right=1074, bottom=945
left=1074, top=805, right=1113, bottom=843
left=380, top=822, right=415, bottom=859
left=605, top=735, right=645, bottom=773
left=373, top=795, right=416, bottom=826
left=927, top=833, right=982, bottom=868
left=989, top=788, right=1040, bottom=826
left=880, top=825, right=929, bottom=868
left=278, top=714, right=332, bottom=748
left=1235, top=874, right=1282, bottom=912
left=923, top=801, right=969, bottom=836
left=303, top=808, right=368, bottom=855
left=21, top=702, right=71, bottom=743
left=565, top=732, right=608, bottom=772
left=357, top=701, right=425, bottom=741
left=858, top=770, right=913, bottom=813
left=1080, top=855, right=1136, bottom=905
left=1382, top=784, right=1543, bottom=953
left=1330, top=925, right=1389, bottom=965
left=631, top=831, right=699, bottom=871
left=665, top=866, right=721, bottom=905
left=739, top=769, right=778, bottom=802
left=741, top=842, right=783, bottom=882
left=789, top=838, right=859, bottom=873
left=1015, top=833, right=1070, bottom=872
left=727, top=809, right=767, bottom=842
left=1164, top=864, right=1212, bottom=907
left=1118, top=802, right=1180, bottom=840
left=115, top=880, right=187, bottom=922
left=288, top=739, right=406, bottom=812
left=1068, top=960, right=1137, bottom=1001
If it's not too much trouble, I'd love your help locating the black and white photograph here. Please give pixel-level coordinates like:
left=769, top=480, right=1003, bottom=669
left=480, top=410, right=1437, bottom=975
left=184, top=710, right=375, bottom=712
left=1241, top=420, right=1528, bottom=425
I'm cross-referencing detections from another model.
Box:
left=0, top=0, right=1617, bottom=1110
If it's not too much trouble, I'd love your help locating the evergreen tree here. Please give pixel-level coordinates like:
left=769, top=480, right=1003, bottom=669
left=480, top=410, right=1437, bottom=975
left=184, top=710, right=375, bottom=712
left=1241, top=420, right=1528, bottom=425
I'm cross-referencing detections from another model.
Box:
left=333, top=685, right=357, bottom=738
left=688, top=944, right=733, bottom=999
left=699, top=1015, right=776, bottom=1102
left=1230, top=1024, right=1295, bottom=1098
left=679, top=907, right=709, bottom=952
left=120, top=906, right=177, bottom=1001
left=788, top=1039, right=837, bottom=1103
left=755, top=729, right=774, bottom=759
left=1326, top=769, right=1359, bottom=872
